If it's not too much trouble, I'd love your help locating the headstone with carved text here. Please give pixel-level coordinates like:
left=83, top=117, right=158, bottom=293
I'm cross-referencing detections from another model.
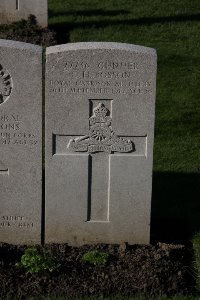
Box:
left=45, top=42, right=157, bottom=245
left=0, top=40, right=42, bottom=244
left=0, top=0, right=48, bottom=27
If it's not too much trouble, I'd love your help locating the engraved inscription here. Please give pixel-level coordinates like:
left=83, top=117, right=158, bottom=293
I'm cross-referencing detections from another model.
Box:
left=0, top=114, right=38, bottom=146
left=0, top=132, right=38, bottom=146
left=64, top=61, right=138, bottom=71
left=0, top=113, right=21, bottom=131
left=68, top=103, right=134, bottom=154
left=97, top=61, right=138, bottom=70
left=50, top=59, right=153, bottom=96
left=0, top=64, right=12, bottom=104
left=64, top=61, right=90, bottom=70
left=82, top=70, right=132, bottom=79
left=0, top=215, right=34, bottom=228
left=0, top=13, right=21, bottom=21
left=50, top=80, right=152, bottom=96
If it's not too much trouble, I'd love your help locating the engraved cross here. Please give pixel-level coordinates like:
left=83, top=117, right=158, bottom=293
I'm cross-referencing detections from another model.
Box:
left=68, top=101, right=134, bottom=222
left=54, top=100, right=137, bottom=223
left=0, top=167, right=9, bottom=176
left=16, top=0, right=19, bottom=10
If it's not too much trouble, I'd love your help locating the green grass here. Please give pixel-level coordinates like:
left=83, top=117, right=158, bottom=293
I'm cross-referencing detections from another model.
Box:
left=47, top=0, right=200, bottom=244
left=48, top=0, right=200, bottom=169
left=0, top=2, right=200, bottom=300
left=30, top=1, right=200, bottom=299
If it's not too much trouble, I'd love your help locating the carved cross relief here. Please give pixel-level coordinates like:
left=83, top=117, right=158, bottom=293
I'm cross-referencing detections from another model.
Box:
left=54, top=100, right=139, bottom=223
left=0, top=161, right=9, bottom=175
left=0, top=169, right=9, bottom=175
left=16, top=0, right=19, bottom=10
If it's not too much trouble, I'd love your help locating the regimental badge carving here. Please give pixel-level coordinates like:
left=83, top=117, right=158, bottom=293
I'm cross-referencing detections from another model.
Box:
left=68, top=103, right=135, bottom=154
left=0, top=64, right=12, bottom=104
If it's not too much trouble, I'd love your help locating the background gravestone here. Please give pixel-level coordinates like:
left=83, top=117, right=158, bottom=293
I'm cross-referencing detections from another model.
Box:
left=0, top=0, right=48, bottom=27
left=0, top=40, right=42, bottom=244
left=45, top=42, right=157, bottom=245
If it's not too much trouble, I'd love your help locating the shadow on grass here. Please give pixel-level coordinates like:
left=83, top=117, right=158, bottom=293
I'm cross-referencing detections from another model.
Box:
left=49, top=9, right=130, bottom=18
left=49, top=12, right=200, bottom=43
left=151, top=172, right=200, bottom=245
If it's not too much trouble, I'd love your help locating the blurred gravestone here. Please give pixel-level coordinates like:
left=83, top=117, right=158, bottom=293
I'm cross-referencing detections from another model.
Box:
left=0, top=40, right=42, bottom=244
left=45, top=42, right=157, bottom=245
left=0, top=0, right=48, bottom=27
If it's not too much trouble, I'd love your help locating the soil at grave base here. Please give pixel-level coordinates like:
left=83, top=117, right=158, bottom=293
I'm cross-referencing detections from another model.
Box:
left=0, top=242, right=195, bottom=299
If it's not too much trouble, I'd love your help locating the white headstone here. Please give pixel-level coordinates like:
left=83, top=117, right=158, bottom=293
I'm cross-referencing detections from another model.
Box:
left=0, top=40, right=42, bottom=244
left=45, top=42, right=157, bottom=245
left=0, top=0, right=48, bottom=27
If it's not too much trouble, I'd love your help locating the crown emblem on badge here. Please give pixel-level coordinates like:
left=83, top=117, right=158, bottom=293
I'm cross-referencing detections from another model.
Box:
left=93, top=103, right=108, bottom=118
left=68, top=102, right=134, bottom=154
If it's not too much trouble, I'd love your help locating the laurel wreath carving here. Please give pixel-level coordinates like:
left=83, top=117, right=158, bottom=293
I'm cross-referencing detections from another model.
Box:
left=0, top=64, right=12, bottom=104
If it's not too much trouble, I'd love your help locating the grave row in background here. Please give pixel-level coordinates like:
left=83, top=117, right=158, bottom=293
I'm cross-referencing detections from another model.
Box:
left=0, top=0, right=48, bottom=27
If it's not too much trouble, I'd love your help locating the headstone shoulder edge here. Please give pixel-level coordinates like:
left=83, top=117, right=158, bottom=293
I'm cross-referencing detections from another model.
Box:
left=46, top=42, right=157, bottom=57
left=0, top=39, right=42, bottom=53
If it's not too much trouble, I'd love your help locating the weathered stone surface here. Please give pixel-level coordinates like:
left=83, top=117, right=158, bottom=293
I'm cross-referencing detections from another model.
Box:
left=0, top=40, right=42, bottom=244
left=45, top=42, right=157, bottom=245
left=0, top=0, right=48, bottom=27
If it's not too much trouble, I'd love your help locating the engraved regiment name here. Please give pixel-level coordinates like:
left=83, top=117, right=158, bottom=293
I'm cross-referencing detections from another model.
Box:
left=50, top=59, right=152, bottom=96
left=0, top=113, right=38, bottom=146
